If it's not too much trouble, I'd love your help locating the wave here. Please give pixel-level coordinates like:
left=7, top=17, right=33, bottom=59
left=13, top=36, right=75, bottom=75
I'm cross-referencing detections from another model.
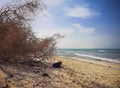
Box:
left=97, top=50, right=107, bottom=53
left=97, top=50, right=120, bottom=53
left=75, top=53, right=120, bottom=63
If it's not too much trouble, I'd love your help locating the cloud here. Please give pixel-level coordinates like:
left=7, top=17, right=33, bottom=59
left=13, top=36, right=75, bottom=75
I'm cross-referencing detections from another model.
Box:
left=44, top=0, right=64, bottom=7
left=33, top=24, right=74, bottom=38
left=74, top=23, right=95, bottom=34
left=64, top=6, right=100, bottom=19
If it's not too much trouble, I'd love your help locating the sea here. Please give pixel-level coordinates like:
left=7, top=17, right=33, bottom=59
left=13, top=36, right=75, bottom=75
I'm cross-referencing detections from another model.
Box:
left=57, top=49, right=120, bottom=64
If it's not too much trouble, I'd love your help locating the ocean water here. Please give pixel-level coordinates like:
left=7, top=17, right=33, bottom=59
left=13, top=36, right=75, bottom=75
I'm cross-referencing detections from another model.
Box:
left=57, top=49, right=120, bottom=63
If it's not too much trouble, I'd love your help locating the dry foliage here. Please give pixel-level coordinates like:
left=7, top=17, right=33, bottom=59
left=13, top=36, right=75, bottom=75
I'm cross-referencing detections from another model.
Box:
left=0, top=0, right=60, bottom=62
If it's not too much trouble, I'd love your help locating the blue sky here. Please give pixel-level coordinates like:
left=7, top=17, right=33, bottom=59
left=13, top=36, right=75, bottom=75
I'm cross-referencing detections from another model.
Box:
left=0, top=0, right=120, bottom=48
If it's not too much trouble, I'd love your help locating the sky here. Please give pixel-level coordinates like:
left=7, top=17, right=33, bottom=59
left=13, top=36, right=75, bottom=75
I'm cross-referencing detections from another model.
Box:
left=0, top=0, right=120, bottom=48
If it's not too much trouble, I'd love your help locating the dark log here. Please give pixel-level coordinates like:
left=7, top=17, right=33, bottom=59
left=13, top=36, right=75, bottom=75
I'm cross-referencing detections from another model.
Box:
left=53, top=61, right=62, bottom=68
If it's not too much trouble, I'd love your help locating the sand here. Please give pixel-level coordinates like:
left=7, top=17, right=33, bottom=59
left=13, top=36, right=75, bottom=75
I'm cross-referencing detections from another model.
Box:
left=53, top=56, right=120, bottom=88
left=0, top=56, right=120, bottom=88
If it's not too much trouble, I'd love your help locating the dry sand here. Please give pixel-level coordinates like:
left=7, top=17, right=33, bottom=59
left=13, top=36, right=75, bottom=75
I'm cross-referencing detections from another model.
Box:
left=54, top=57, right=120, bottom=88
left=0, top=56, right=120, bottom=88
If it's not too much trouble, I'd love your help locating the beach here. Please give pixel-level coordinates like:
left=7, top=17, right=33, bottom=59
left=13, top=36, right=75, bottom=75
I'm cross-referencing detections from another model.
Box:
left=53, top=56, right=120, bottom=88
left=0, top=0, right=120, bottom=87
left=0, top=56, right=120, bottom=88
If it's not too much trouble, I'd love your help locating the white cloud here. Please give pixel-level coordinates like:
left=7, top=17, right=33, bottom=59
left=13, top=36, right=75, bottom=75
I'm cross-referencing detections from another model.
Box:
left=44, top=0, right=64, bottom=7
left=74, top=23, right=95, bottom=34
left=57, top=36, right=96, bottom=48
left=64, top=6, right=100, bottom=19
left=33, top=24, right=74, bottom=38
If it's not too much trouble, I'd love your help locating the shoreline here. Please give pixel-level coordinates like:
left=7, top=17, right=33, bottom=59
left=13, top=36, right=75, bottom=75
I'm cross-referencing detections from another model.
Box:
left=54, top=56, right=120, bottom=88
left=57, top=56, right=120, bottom=70
left=0, top=56, right=120, bottom=88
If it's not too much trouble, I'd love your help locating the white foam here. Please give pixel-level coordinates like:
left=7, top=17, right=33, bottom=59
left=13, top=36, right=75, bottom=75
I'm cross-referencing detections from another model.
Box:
left=75, top=53, right=120, bottom=63
left=97, top=50, right=106, bottom=53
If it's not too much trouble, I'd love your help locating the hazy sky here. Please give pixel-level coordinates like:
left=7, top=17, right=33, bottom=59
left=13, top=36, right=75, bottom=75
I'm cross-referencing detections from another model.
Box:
left=0, top=0, right=120, bottom=48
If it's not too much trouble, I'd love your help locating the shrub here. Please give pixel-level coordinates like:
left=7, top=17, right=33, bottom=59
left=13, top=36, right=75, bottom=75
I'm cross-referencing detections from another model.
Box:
left=0, top=0, right=60, bottom=62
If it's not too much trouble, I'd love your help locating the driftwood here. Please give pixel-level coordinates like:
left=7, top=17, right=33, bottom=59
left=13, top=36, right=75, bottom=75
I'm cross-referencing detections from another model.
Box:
left=53, top=61, right=62, bottom=68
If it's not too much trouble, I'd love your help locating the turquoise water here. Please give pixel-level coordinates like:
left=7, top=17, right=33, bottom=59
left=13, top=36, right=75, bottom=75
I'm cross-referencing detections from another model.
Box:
left=57, top=49, right=120, bottom=63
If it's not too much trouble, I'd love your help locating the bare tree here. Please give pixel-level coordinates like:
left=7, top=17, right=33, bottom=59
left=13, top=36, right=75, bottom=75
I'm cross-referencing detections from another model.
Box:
left=0, top=0, right=60, bottom=63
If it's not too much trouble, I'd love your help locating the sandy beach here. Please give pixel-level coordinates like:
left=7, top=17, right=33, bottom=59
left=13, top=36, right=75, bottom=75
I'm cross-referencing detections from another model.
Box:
left=0, top=0, right=120, bottom=88
left=0, top=56, right=120, bottom=88
left=53, top=56, right=120, bottom=88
